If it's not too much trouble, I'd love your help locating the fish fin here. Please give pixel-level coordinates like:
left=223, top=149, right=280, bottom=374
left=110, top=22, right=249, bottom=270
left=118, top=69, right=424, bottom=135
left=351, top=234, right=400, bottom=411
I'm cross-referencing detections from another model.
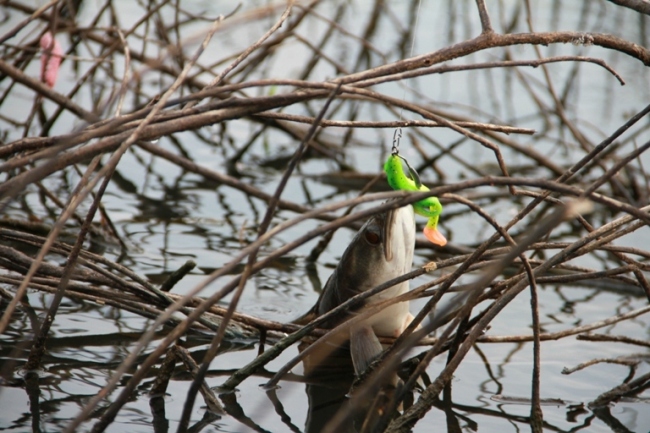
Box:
left=292, top=310, right=317, bottom=326
left=292, top=291, right=324, bottom=325
left=293, top=273, right=338, bottom=325
left=350, top=324, right=383, bottom=375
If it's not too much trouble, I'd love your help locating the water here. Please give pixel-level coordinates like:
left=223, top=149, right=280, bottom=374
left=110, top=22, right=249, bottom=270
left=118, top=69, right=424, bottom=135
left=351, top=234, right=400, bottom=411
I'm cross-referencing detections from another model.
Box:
left=1, top=1, right=650, bottom=432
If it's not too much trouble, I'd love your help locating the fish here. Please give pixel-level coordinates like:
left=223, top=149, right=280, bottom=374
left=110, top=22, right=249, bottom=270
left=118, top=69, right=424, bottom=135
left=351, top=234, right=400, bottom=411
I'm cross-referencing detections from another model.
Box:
left=304, top=202, right=416, bottom=375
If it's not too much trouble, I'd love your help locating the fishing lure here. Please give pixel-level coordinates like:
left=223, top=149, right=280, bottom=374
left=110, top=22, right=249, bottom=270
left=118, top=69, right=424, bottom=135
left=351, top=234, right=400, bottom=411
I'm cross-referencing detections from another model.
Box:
left=384, top=153, right=447, bottom=246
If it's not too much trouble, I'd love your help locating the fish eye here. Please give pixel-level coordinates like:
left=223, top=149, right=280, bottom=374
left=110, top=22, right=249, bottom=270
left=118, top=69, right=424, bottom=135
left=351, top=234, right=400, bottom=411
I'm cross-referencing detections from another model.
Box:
left=365, top=230, right=381, bottom=245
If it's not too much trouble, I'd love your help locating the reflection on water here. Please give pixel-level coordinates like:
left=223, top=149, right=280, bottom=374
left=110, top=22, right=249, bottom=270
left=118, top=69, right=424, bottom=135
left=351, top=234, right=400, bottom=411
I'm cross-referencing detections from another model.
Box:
left=1, top=0, right=650, bottom=432
left=2, top=288, right=650, bottom=432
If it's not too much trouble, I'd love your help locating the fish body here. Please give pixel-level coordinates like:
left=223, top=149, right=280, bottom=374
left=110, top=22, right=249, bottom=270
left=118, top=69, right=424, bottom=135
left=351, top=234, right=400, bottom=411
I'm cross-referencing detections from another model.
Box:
left=312, top=203, right=416, bottom=373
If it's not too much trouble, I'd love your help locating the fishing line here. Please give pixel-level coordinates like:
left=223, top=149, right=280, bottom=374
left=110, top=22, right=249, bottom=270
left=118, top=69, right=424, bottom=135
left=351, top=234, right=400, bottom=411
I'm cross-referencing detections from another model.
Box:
left=385, top=1, right=447, bottom=247
left=392, top=0, right=424, bottom=156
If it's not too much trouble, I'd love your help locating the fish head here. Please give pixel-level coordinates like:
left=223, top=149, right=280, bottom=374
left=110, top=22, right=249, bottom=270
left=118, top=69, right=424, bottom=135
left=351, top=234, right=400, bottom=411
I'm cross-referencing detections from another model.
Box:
left=317, top=203, right=416, bottom=315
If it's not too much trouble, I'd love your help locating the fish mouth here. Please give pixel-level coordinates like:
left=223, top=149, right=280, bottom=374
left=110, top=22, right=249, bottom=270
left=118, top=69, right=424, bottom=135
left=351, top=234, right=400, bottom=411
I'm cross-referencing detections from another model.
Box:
left=383, top=209, right=396, bottom=262
left=381, top=203, right=415, bottom=263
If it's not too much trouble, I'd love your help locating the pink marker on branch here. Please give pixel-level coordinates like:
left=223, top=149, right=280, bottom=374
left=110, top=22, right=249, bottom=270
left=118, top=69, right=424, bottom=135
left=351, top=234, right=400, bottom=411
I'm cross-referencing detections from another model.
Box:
left=39, top=31, right=62, bottom=88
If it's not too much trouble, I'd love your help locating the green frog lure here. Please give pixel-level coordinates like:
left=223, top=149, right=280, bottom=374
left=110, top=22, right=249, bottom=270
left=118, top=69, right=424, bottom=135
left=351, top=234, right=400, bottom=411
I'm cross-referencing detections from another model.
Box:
left=384, top=152, right=447, bottom=246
